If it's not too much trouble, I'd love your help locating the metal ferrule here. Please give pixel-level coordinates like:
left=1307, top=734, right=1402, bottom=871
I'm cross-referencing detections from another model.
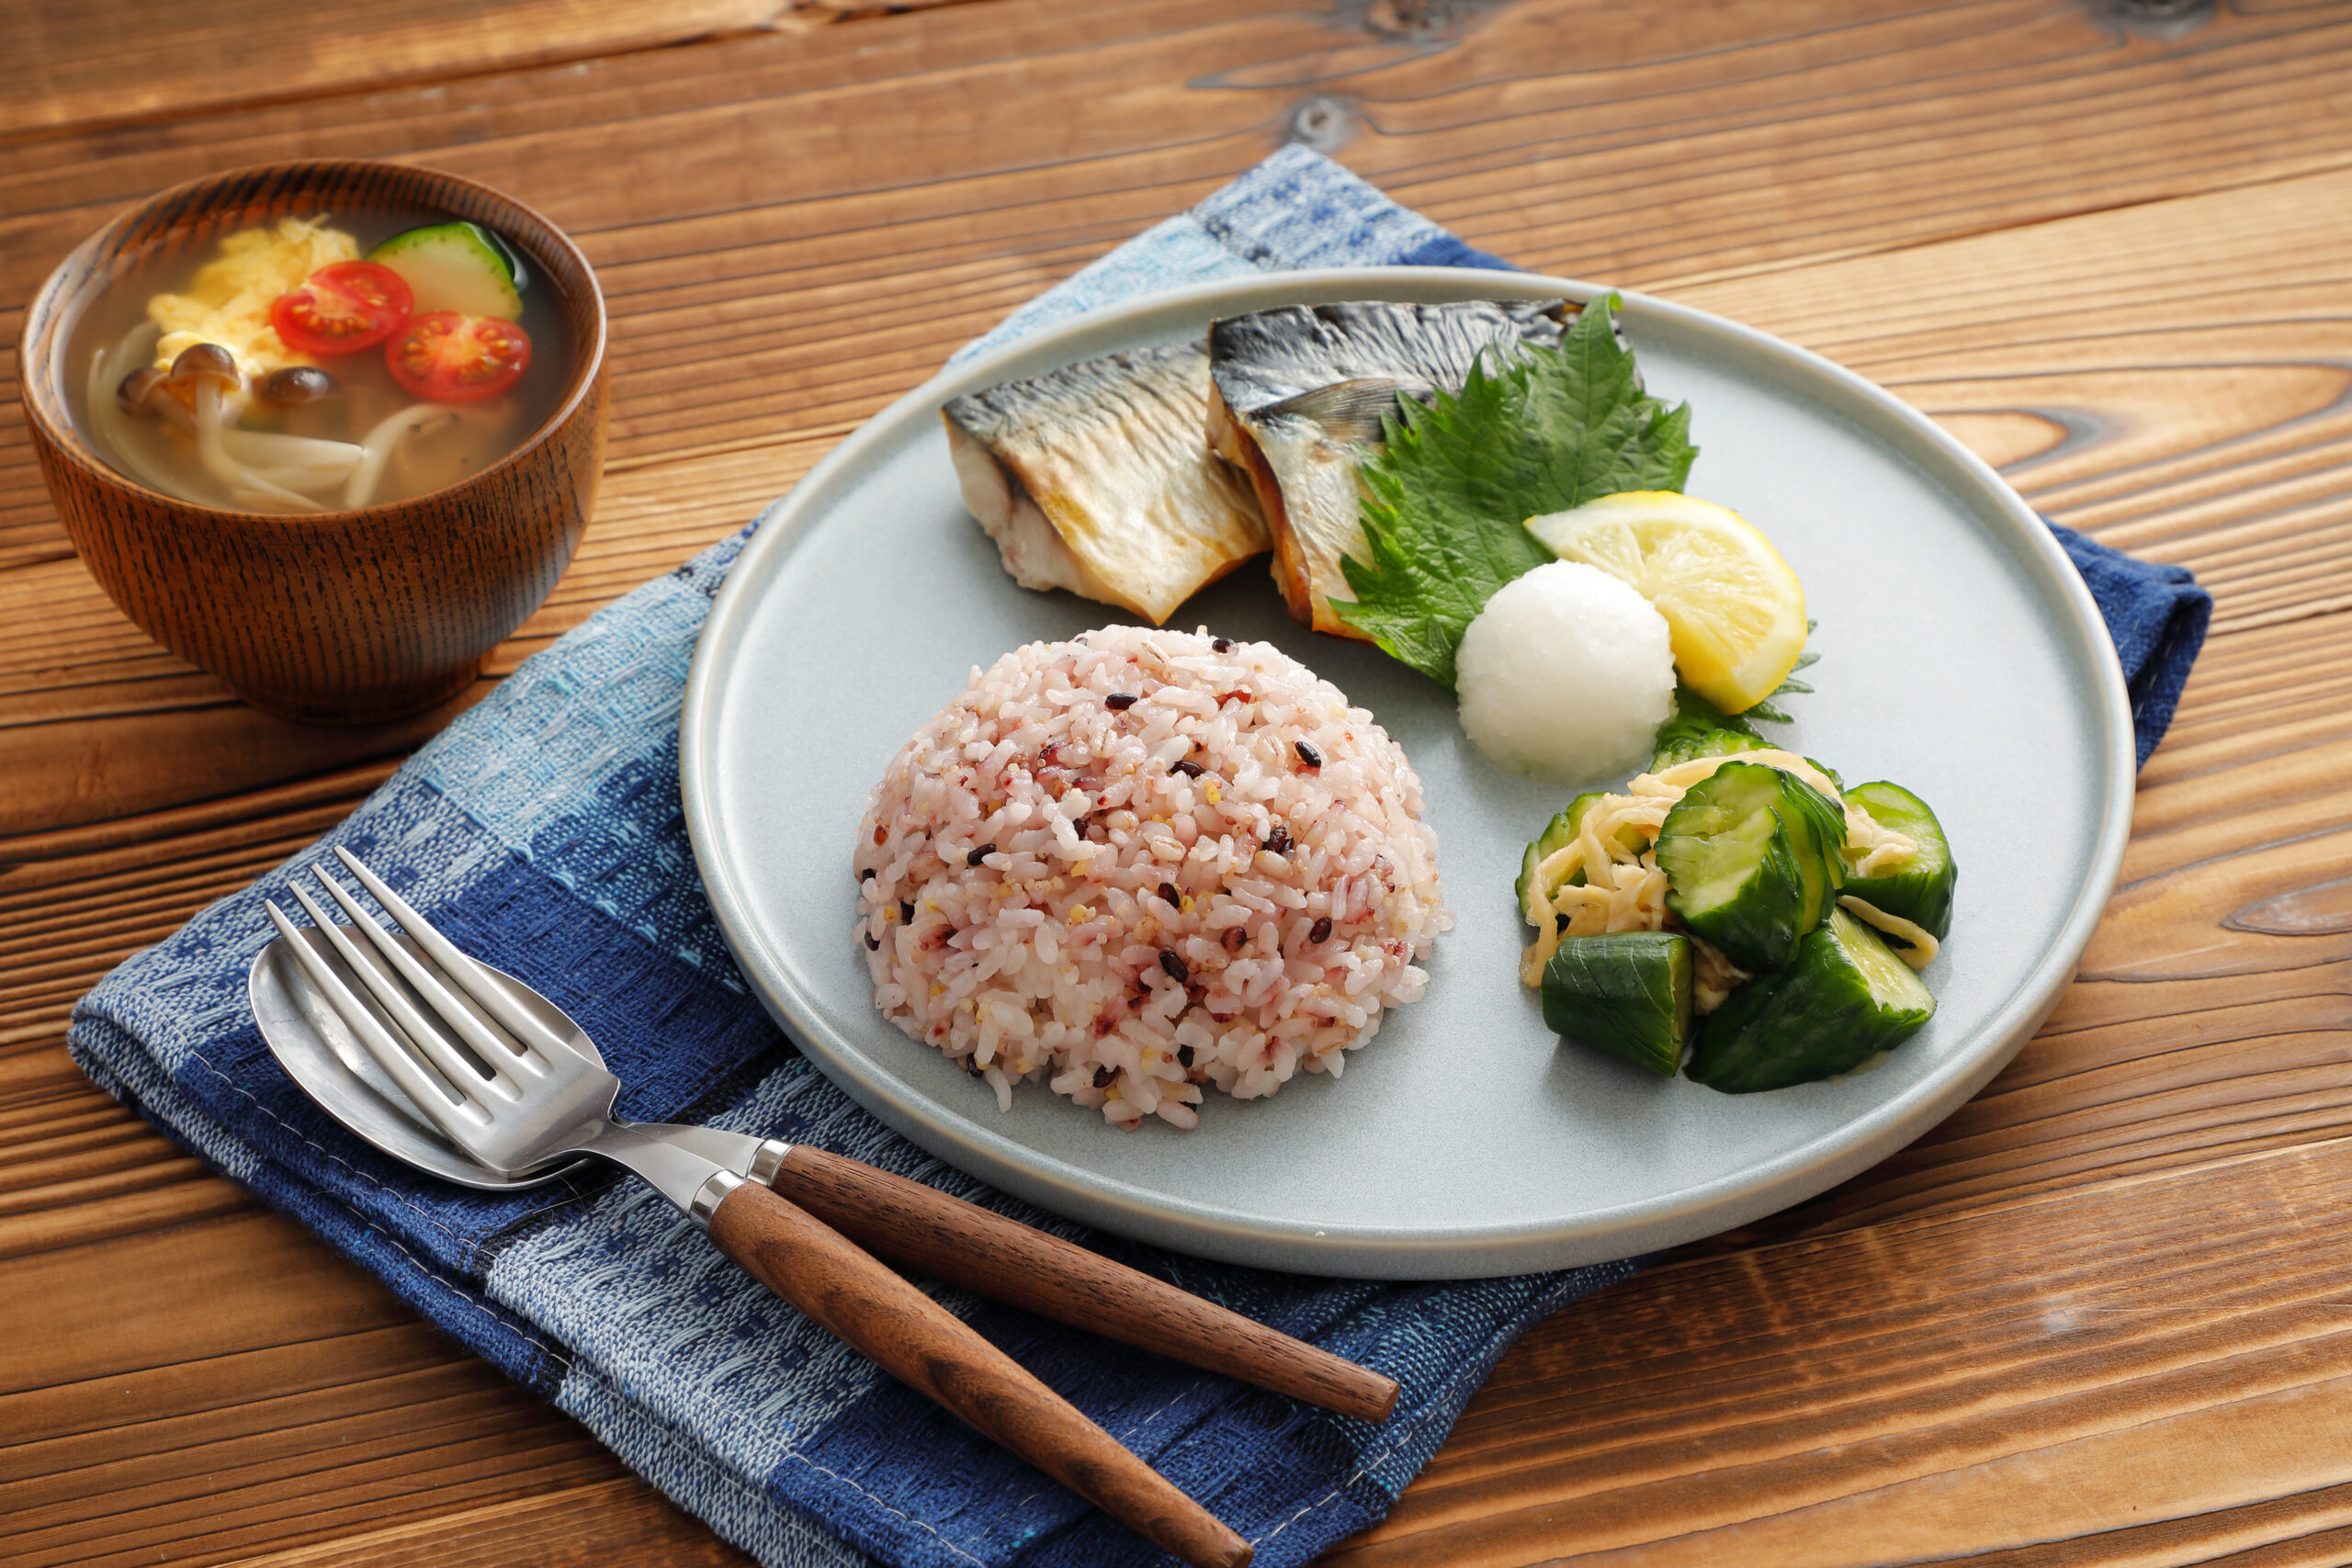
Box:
left=689, top=1168, right=745, bottom=1231
left=747, top=1138, right=791, bottom=1185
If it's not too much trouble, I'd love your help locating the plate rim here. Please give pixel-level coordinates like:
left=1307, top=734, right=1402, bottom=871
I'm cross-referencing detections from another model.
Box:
left=680, top=266, right=2136, bottom=1278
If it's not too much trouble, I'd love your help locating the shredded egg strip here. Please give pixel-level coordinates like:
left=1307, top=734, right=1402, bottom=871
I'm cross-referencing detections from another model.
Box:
left=1837, top=895, right=1939, bottom=969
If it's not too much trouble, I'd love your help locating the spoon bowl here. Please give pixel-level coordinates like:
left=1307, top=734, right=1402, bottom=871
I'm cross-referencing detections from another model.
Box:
left=248, top=926, right=604, bottom=1190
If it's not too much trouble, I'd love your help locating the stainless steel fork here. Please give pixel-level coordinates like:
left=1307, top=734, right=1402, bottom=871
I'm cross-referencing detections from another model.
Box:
left=266, top=846, right=1255, bottom=1568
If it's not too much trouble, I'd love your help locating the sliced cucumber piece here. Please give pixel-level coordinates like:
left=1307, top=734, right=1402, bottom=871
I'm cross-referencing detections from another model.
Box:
left=1780, top=772, right=1848, bottom=931
left=1657, top=761, right=1846, bottom=971
left=1652, top=724, right=1772, bottom=773
left=368, top=222, right=525, bottom=320
left=1685, top=909, right=1935, bottom=1091
left=1516, top=803, right=1581, bottom=914
left=1543, top=932, right=1690, bottom=1077
left=1842, top=781, right=1956, bottom=941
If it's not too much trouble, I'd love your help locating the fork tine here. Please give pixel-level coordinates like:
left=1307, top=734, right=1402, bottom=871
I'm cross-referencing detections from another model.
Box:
left=307, top=865, right=537, bottom=1091
left=332, top=847, right=580, bottom=1060
left=285, top=881, right=504, bottom=1122
left=265, top=897, right=485, bottom=1145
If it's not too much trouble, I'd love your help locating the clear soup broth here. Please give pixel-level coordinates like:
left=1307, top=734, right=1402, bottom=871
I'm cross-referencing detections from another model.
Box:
left=65, top=201, right=572, bottom=513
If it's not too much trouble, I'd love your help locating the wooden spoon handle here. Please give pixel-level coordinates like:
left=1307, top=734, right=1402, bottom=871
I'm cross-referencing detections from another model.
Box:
left=707, top=1179, right=1251, bottom=1568
left=768, top=1145, right=1398, bottom=1423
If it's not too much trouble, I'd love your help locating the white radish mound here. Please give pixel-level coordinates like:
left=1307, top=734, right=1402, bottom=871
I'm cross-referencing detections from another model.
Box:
left=1456, top=560, right=1677, bottom=782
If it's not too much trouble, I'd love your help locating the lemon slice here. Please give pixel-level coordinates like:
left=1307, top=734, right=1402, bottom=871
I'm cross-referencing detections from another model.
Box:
left=1525, top=491, right=1806, bottom=714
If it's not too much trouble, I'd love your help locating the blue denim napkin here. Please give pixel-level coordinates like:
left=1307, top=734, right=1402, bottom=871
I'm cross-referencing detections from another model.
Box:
left=67, top=145, right=2205, bottom=1568
left=2046, top=525, right=2211, bottom=767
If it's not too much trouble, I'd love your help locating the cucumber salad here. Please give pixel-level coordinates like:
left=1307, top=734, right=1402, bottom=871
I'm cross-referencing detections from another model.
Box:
left=1520, top=722, right=1956, bottom=1092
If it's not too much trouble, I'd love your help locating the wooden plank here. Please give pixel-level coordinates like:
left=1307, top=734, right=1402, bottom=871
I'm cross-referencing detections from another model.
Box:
left=0, top=1213, right=625, bottom=1568
left=2, top=0, right=997, bottom=144
left=214, top=1482, right=752, bottom=1568
left=1330, top=1139, right=2352, bottom=1565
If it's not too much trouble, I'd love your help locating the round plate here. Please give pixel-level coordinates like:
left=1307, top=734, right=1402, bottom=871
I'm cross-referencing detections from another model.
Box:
left=681, top=268, right=2133, bottom=1279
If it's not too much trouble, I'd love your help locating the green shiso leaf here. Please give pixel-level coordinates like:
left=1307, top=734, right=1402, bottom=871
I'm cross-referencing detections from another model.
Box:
left=1330, top=294, right=1698, bottom=689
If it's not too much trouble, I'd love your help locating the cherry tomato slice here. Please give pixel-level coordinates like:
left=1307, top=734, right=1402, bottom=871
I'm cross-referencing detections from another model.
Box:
left=269, top=261, right=413, bottom=356
left=385, top=311, right=532, bottom=402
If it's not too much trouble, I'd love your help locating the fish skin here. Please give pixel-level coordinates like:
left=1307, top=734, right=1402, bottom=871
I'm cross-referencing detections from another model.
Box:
left=1207, top=299, right=1571, bottom=636
left=943, top=342, right=1267, bottom=626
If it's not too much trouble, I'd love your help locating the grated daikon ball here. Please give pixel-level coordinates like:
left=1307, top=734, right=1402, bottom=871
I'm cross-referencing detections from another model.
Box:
left=1456, top=560, right=1677, bottom=782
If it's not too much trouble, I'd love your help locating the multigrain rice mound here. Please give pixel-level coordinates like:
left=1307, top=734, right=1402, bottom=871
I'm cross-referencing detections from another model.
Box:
left=854, top=626, right=1448, bottom=1129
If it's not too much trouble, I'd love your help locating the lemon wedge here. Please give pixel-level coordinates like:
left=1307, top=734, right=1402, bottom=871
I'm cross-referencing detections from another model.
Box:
left=1525, top=491, right=1806, bottom=714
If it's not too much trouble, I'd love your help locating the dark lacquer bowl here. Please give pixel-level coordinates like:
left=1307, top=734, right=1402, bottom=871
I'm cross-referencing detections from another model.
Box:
left=17, top=161, right=608, bottom=726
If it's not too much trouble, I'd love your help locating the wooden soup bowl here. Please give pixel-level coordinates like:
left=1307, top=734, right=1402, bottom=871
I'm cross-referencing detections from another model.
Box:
left=17, top=161, right=607, bottom=726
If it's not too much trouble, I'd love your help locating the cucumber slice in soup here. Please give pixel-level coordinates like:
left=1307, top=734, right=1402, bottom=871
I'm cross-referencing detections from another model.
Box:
left=1657, top=761, right=1845, bottom=971
left=1842, top=781, right=1957, bottom=940
left=368, top=222, right=525, bottom=320
left=1685, top=909, right=1936, bottom=1092
left=1542, top=932, right=1690, bottom=1077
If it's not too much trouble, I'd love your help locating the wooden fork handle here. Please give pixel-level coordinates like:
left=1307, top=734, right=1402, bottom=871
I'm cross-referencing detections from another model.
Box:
left=767, top=1145, right=1399, bottom=1423
left=707, top=1179, right=1251, bottom=1568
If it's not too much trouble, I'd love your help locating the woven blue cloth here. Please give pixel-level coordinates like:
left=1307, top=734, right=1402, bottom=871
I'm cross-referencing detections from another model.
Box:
left=67, top=145, right=2206, bottom=1568
left=2047, top=524, right=2211, bottom=767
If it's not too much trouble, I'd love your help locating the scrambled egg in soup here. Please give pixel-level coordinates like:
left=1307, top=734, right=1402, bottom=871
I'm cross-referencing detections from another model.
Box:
left=148, top=217, right=357, bottom=378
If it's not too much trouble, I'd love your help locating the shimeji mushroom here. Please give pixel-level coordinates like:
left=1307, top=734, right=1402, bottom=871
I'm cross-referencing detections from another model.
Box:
left=114, top=344, right=364, bottom=507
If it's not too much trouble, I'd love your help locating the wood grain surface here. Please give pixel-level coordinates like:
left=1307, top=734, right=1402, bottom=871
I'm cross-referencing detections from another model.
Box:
left=6, top=0, right=2352, bottom=1564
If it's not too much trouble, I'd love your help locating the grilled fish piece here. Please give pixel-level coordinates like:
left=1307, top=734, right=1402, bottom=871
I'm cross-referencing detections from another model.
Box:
left=1207, top=299, right=1572, bottom=637
left=944, top=342, right=1268, bottom=626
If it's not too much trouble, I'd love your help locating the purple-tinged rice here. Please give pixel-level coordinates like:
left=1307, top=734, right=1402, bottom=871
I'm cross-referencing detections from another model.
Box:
left=854, top=626, right=1448, bottom=1129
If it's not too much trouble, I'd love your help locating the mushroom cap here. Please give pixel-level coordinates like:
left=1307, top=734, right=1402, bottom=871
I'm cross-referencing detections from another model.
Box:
left=115, top=365, right=166, bottom=415
left=258, top=365, right=336, bottom=407
left=167, top=342, right=241, bottom=386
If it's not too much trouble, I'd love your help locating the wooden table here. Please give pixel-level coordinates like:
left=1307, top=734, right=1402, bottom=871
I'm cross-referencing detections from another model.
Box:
left=8, top=1, right=2352, bottom=1562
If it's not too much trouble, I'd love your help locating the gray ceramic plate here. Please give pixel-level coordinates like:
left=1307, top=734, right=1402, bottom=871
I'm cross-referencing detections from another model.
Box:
left=681, top=268, right=2133, bottom=1280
